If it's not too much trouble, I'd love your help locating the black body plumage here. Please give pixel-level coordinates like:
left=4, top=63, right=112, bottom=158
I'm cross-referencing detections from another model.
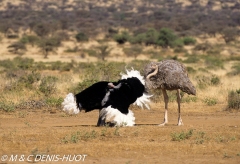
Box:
left=75, top=77, right=145, bottom=114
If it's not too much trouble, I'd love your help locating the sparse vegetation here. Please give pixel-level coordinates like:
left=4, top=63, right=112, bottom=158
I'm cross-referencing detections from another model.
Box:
left=203, top=97, right=217, bottom=106
left=0, top=1, right=240, bottom=163
left=171, top=129, right=193, bottom=141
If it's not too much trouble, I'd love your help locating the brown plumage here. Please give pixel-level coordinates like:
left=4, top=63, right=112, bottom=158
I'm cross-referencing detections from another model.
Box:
left=144, top=59, right=196, bottom=126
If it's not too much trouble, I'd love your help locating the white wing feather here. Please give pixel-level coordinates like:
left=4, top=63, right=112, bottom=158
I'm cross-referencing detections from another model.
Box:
left=100, top=106, right=135, bottom=126
left=121, top=68, right=152, bottom=110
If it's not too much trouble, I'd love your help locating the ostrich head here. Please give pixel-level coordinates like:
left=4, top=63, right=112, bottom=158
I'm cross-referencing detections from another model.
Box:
left=144, top=63, right=159, bottom=91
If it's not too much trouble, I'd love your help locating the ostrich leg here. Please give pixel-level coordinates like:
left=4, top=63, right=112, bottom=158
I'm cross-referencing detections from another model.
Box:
left=176, top=89, right=183, bottom=126
left=159, top=89, right=169, bottom=126
left=97, top=110, right=106, bottom=126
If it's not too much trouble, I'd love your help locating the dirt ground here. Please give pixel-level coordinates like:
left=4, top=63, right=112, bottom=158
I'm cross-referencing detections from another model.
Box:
left=0, top=102, right=240, bottom=164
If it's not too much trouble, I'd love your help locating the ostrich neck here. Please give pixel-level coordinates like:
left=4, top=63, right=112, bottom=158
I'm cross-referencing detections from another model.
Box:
left=146, top=65, right=158, bottom=79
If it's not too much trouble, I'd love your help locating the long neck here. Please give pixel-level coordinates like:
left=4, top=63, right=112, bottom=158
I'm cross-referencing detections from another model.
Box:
left=146, top=65, right=158, bottom=79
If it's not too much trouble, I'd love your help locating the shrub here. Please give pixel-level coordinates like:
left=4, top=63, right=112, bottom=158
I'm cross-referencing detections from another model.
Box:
left=129, top=33, right=146, bottom=44
left=18, top=71, right=41, bottom=89
left=4, top=70, right=41, bottom=91
left=157, top=28, right=177, bottom=48
left=210, top=75, right=220, bottom=85
left=45, top=97, right=63, bottom=109
left=227, top=90, right=240, bottom=110
left=171, top=129, right=193, bottom=141
left=0, top=101, right=15, bottom=112
left=182, top=37, right=196, bottom=45
left=0, top=57, right=34, bottom=71
left=173, top=38, right=184, bottom=48
left=113, top=31, right=129, bottom=44
left=144, top=28, right=159, bottom=46
left=37, top=37, right=61, bottom=58
left=49, top=61, right=73, bottom=71
left=20, top=35, right=39, bottom=46
left=39, top=76, right=58, bottom=96
left=75, top=32, right=88, bottom=42
left=7, top=42, right=26, bottom=54
left=13, top=57, right=34, bottom=70
left=221, top=27, right=238, bottom=43
left=94, top=44, right=112, bottom=61
left=196, top=75, right=220, bottom=89
left=203, top=97, right=217, bottom=106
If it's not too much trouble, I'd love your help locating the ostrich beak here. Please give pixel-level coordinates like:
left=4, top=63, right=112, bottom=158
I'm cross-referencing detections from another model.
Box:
left=108, top=83, right=115, bottom=88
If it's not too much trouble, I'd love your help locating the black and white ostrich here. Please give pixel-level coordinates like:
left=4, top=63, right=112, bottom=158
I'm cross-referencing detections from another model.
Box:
left=62, top=69, right=151, bottom=126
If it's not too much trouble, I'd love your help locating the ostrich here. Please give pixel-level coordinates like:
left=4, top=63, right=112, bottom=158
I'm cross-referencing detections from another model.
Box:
left=62, top=69, right=151, bottom=126
left=144, top=59, right=196, bottom=126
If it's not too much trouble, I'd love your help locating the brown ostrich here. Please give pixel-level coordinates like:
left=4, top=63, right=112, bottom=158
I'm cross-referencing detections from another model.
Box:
left=144, top=59, right=196, bottom=126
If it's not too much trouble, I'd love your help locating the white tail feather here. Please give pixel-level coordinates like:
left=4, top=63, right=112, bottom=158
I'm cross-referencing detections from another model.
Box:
left=121, top=68, right=152, bottom=110
left=100, top=106, right=135, bottom=126
left=62, top=93, right=79, bottom=114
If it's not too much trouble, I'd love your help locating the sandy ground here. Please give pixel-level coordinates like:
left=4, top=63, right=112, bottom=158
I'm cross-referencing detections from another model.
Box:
left=0, top=102, right=240, bottom=164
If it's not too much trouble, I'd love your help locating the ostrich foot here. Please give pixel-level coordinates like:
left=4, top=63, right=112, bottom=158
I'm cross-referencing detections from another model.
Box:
left=158, top=123, right=166, bottom=126
left=177, top=118, right=183, bottom=126
left=158, top=120, right=168, bottom=126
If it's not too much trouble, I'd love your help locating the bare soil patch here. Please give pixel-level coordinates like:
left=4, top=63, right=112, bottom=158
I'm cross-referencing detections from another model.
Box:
left=0, top=103, right=240, bottom=164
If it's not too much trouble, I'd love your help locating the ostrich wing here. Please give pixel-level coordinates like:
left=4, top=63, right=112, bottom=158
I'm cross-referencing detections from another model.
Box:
left=75, top=81, right=109, bottom=112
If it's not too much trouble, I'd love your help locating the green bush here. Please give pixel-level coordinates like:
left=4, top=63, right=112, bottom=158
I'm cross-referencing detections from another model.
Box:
left=173, top=38, right=184, bottom=48
left=182, top=37, right=196, bottom=45
left=171, top=129, right=193, bottom=141
left=143, top=28, right=159, bottom=46
left=45, top=97, right=63, bottom=108
left=227, top=90, right=240, bottom=110
left=113, top=31, right=130, bottom=44
left=20, top=35, right=39, bottom=46
left=14, top=57, right=34, bottom=70
left=75, top=32, right=88, bottom=42
left=0, top=101, right=15, bottom=112
left=129, top=33, right=146, bottom=44
left=196, top=75, right=220, bottom=89
left=157, top=28, right=177, bottom=48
